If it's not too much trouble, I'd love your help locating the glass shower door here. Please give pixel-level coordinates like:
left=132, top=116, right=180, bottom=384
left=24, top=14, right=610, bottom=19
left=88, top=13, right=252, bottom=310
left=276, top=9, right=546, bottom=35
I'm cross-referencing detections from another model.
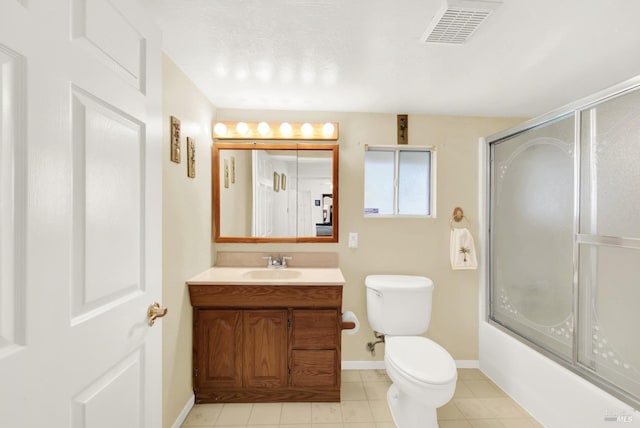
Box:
left=488, top=78, right=640, bottom=409
left=490, top=115, right=575, bottom=360
left=578, top=89, right=640, bottom=401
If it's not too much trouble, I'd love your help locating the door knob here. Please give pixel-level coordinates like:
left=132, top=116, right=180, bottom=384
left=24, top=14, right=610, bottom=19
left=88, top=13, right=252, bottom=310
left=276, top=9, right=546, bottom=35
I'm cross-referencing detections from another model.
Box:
left=147, top=302, right=168, bottom=326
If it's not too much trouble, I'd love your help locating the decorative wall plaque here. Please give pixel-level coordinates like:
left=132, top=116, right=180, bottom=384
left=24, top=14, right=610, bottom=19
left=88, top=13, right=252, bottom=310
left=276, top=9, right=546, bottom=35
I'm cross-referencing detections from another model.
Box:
left=170, top=116, right=181, bottom=163
left=397, top=114, right=408, bottom=145
left=187, top=137, right=195, bottom=178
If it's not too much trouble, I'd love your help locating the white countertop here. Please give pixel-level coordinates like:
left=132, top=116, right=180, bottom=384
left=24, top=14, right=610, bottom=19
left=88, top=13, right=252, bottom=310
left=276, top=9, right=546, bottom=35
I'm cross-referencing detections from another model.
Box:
left=186, top=266, right=345, bottom=286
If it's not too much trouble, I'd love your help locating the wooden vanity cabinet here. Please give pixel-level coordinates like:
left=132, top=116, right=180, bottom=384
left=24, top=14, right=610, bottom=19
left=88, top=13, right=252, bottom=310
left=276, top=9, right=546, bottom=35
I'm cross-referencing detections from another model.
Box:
left=189, top=283, right=343, bottom=403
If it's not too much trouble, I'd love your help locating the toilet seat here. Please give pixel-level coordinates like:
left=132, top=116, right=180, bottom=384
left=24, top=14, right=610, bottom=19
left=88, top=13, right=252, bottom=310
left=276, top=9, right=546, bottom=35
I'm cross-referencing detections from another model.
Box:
left=385, top=336, right=457, bottom=386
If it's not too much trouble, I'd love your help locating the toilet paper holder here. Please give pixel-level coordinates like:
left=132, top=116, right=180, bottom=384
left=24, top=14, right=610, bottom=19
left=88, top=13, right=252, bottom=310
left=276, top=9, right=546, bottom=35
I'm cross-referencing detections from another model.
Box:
left=341, top=311, right=360, bottom=335
left=342, top=320, right=357, bottom=330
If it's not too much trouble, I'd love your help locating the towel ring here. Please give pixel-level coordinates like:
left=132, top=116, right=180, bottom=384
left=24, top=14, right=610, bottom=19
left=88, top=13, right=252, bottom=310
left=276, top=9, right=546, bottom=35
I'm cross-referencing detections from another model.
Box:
left=450, top=206, right=470, bottom=230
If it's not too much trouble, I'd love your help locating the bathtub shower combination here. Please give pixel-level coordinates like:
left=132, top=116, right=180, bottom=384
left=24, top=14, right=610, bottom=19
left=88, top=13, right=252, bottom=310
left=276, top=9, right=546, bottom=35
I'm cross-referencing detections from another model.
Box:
left=486, top=78, right=640, bottom=410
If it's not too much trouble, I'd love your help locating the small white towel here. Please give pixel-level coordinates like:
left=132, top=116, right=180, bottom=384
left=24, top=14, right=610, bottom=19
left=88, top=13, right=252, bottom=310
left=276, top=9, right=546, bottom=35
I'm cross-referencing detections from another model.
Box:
left=450, top=228, right=478, bottom=270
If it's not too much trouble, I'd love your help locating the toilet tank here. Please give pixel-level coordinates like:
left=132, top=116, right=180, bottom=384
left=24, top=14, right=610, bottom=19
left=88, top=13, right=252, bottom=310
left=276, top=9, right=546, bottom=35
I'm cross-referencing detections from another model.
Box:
left=365, top=275, right=434, bottom=335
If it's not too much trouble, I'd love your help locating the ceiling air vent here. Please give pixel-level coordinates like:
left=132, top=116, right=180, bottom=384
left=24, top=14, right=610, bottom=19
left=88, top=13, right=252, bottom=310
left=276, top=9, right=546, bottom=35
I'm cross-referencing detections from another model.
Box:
left=421, top=0, right=502, bottom=45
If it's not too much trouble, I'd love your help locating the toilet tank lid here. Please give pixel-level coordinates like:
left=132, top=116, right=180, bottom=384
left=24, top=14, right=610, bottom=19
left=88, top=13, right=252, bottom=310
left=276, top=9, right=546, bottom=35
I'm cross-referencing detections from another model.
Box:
left=365, top=275, right=433, bottom=291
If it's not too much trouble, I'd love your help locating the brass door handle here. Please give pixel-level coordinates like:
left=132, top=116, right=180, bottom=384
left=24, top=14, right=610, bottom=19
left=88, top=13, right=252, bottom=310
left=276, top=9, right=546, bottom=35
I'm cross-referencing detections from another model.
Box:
left=147, top=302, right=168, bottom=326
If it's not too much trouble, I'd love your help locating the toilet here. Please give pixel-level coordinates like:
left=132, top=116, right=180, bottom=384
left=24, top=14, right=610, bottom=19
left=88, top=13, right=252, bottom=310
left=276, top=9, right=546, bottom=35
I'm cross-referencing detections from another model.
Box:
left=366, top=275, right=457, bottom=428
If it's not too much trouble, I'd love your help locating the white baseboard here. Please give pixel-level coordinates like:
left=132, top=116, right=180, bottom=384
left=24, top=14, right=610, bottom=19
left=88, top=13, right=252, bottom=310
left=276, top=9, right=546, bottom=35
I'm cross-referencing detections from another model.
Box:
left=171, top=393, right=195, bottom=428
left=342, top=360, right=386, bottom=370
left=342, top=360, right=479, bottom=370
left=455, top=360, right=480, bottom=369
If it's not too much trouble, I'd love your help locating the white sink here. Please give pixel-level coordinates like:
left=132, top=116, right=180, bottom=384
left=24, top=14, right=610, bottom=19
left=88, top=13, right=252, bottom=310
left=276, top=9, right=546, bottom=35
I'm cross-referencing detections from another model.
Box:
left=242, top=269, right=303, bottom=280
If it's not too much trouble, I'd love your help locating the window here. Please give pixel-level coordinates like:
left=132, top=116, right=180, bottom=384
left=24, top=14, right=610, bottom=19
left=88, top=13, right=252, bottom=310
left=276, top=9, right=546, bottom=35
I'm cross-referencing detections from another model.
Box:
left=364, top=146, right=435, bottom=217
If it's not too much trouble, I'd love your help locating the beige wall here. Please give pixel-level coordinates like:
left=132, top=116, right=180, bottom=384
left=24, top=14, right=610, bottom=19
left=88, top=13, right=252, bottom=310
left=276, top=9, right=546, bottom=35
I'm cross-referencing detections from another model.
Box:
left=212, top=109, right=524, bottom=362
left=162, top=55, right=215, bottom=428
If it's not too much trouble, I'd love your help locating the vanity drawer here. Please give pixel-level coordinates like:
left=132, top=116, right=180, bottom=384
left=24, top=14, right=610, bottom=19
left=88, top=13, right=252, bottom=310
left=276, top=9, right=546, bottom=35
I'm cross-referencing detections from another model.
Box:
left=291, top=309, right=339, bottom=348
left=188, top=284, right=342, bottom=307
left=290, top=349, right=339, bottom=388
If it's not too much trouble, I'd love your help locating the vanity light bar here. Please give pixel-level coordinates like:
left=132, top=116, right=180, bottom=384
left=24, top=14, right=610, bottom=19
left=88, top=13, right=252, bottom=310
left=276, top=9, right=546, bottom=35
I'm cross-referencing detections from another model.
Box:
left=212, top=121, right=339, bottom=141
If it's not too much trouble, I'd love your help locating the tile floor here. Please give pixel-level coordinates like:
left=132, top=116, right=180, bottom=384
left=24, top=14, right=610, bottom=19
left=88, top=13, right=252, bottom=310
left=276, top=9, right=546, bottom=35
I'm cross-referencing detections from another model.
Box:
left=181, top=368, right=544, bottom=428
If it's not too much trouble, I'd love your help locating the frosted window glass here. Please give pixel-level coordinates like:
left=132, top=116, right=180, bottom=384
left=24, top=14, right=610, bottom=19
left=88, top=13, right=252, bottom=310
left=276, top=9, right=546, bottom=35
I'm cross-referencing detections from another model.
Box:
left=364, top=151, right=394, bottom=215
left=399, top=151, right=430, bottom=215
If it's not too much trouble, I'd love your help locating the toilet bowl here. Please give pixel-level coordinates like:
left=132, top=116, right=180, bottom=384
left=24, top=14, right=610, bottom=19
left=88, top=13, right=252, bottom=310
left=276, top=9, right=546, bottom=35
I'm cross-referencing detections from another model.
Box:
left=384, top=336, right=457, bottom=428
left=365, top=275, right=458, bottom=428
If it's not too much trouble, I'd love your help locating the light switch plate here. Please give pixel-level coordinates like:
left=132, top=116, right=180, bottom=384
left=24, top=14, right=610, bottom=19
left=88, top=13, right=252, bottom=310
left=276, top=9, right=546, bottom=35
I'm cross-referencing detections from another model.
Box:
left=348, top=232, right=358, bottom=248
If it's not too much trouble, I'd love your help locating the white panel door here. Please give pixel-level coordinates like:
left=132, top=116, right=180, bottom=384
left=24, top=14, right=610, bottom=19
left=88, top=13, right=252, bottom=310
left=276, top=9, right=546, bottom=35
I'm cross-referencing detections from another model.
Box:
left=0, top=1, right=162, bottom=427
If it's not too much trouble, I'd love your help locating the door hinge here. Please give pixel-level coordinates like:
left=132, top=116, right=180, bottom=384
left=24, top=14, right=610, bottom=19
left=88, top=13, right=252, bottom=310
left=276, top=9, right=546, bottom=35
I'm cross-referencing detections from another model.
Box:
left=195, top=367, right=198, bottom=377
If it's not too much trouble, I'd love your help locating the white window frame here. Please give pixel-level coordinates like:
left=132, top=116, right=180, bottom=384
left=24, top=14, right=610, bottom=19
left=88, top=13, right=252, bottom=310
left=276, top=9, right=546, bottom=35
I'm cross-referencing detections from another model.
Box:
left=364, top=145, right=437, bottom=218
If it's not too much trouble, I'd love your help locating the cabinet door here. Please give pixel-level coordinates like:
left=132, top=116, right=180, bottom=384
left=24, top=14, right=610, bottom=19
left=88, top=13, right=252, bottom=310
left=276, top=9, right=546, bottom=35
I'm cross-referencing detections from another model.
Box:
left=243, top=310, right=288, bottom=388
left=195, top=310, right=243, bottom=390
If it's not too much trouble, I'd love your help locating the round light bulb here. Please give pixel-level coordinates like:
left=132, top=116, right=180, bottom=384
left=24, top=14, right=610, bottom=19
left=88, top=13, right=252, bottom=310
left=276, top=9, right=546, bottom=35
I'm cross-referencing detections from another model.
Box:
left=280, top=122, right=292, bottom=137
left=257, top=122, right=271, bottom=136
left=322, top=122, right=335, bottom=137
left=301, top=123, right=313, bottom=137
left=236, top=122, right=249, bottom=135
left=213, top=122, right=227, bottom=137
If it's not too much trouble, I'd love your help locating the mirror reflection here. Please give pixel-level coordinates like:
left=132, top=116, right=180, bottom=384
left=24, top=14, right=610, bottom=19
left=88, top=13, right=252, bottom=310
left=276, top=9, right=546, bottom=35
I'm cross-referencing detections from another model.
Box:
left=213, top=142, right=338, bottom=243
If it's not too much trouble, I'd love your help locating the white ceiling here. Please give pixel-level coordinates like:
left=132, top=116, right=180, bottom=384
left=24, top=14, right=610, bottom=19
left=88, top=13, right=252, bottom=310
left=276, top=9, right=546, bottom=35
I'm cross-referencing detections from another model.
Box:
left=140, top=0, right=640, bottom=117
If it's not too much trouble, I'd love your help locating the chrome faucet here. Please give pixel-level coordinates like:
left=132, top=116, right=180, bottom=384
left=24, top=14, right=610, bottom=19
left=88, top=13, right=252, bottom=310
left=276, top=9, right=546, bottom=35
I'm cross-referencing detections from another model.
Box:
left=263, top=255, right=292, bottom=268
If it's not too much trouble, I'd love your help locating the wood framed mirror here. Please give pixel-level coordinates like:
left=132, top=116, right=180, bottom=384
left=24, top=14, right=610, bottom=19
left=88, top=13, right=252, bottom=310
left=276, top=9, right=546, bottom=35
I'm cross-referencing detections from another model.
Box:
left=213, top=142, right=339, bottom=243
